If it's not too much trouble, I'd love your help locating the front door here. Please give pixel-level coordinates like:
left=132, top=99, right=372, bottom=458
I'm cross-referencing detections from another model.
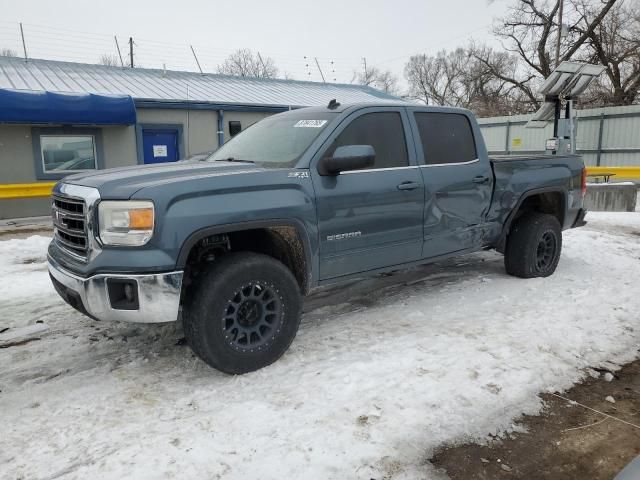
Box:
left=311, top=108, right=425, bottom=280
left=142, top=129, right=179, bottom=164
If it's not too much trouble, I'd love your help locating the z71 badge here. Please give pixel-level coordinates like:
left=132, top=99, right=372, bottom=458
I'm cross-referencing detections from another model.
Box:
left=288, top=171, right=310, bottom=178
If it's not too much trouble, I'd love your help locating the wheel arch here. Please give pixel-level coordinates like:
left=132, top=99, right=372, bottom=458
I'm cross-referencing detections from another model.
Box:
left=177, top=219, right=314, bottom=294
left=496, top=187, right=567, bottom=253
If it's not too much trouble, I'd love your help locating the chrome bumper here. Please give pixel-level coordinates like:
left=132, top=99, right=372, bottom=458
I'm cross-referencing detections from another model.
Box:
left=47, top=254, right=183, bottom=323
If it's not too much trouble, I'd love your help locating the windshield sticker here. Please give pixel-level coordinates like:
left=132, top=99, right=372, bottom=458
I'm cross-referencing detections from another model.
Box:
left=294, top=120, right=327, bottom=128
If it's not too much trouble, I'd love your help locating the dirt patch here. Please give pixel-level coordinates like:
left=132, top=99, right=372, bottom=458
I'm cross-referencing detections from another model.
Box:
left=0, top=227, right=53, bottom=240
left=430, top=359, right=640, bottom=479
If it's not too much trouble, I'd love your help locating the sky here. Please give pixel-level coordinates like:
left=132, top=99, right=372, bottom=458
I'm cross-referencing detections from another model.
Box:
left=0, top=0, right=508, bottom=88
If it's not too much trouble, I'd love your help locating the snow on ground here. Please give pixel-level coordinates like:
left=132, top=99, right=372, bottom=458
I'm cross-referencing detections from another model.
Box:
left=0, top=212, right=639, bottom=480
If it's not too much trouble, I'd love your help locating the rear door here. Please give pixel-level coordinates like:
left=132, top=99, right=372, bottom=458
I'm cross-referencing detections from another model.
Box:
left=310, top=107, right=425, bottom=280
left=409, top=110, right=493, bottom=257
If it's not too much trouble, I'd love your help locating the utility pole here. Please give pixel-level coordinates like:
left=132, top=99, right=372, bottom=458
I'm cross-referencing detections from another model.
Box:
left=114, top=36, right=124, bottom=67
left=190, top=45, right=203, bottom=73
left=129, top=37, right=134, bottom=68
left=314, top=57, right=326, bottom=83
left=555, top=0, right=564, bottom=67
left=362, top=57, right=368, bottom=79
left=19, top=23, right=28, bottom=62
left=257, top=52, right=267, bottom=76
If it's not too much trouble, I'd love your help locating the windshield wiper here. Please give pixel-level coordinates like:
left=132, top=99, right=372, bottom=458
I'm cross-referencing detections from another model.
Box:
left=215, top=157, right=255, bottom=163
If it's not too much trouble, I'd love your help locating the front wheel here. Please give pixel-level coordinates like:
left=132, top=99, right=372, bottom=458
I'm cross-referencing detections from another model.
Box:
left=504, top=212, right=562, bottom=278
left=183, top=252, right=302, bottom=374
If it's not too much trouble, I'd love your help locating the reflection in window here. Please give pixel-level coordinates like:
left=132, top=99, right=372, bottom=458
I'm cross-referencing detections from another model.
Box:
left=41, top=135, right=97, bottom=172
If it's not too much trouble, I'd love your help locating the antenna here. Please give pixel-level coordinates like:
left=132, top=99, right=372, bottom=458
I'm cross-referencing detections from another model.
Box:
left=314, top=57, right=326, bottom=83
left=190, top=45, right=203, bottom=74
left=19, top=23, right=28, bottom=62
left=327, top=99, right=340, bottom=110
left=114, top=36, right=124, bottom=67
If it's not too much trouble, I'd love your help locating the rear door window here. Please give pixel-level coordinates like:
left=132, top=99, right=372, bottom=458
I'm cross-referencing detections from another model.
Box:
left=325, top=112, right=408, bottom=169
left=414, top=112, right=477, bottom=165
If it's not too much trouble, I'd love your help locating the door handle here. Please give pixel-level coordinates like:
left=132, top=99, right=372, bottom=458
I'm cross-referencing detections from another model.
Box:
left=473, top=176, right=490, bottom=184
left=397, top=181, right=420, bottom=191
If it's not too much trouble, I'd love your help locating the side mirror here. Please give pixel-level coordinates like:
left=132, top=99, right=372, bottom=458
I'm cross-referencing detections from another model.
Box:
left=318, top=145, right=375, bottom=176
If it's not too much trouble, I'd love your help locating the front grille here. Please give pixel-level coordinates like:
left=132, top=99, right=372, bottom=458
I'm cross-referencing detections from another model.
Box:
left=52, top=194, right=89, bottom=260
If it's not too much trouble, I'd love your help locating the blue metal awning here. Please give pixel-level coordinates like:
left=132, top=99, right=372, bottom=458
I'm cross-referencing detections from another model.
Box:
left=0, top=88, right=136, bottom=125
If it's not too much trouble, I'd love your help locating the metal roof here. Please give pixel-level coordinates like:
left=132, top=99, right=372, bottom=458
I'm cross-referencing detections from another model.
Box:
left=0, top=56, right=397, bottom=109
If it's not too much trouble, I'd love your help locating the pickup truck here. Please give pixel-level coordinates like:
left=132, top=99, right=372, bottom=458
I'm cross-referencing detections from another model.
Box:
left=47, top=101, right=587, bottom=374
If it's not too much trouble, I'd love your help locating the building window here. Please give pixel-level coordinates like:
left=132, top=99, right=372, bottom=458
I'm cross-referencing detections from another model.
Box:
left=41, top=135, right=97, bottom=173
left=32, top=127, right=104, bottom=180
left=229, top=121, right=242, bottom=137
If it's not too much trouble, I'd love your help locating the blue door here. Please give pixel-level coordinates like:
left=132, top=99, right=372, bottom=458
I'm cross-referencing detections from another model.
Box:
left=142, top=129, right=179, bottom=164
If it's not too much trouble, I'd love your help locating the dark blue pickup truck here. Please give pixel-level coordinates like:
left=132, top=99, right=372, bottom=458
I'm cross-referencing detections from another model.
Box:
left=47, top=101, right=587, bottom=373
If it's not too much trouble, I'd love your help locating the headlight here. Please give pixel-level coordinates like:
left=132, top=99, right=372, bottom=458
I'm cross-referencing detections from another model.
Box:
left=98, top=200, right=154, bottom=246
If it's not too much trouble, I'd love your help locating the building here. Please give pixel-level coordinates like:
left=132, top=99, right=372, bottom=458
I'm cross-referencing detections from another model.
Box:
left=0, top=56, right=397, bottom=219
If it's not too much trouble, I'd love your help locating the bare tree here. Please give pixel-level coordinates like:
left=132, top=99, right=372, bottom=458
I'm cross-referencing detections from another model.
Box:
left=217, top=49, right=278, bottom=78
left=404, top=47, right=530, bottom=116
left=405, top=49, right=469, bottom=106
left=1, top=48, right=18, bottom=57
left=98, top=54, right=121, bottom=66
left=571, top=0, right=640, bottom=105
left=470, top=0, right=620, bottom=109
left=354, top=65, right=399, bottom=94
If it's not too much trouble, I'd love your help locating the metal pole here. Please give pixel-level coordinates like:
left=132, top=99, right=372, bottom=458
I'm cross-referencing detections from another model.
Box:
left=114, top=36, right=124, bottom=67
left=190, top=45, right=203, bottom=74
left=314, top=57, right=326, bottom=83
left=596, top=113, right=604, bottom=166
left=19, top=23, right=28, bottom=62
left=257, top=52, right=267, bottom=76
left=555, top=0, right=564, bottom=67
left=553, top=99, right=561, bottom=137
left=504, top=121, right=511, bottom=155
left=217, top=110, right=225, bottom=147
left=129, top=37, right=134, bottom=68
left=568, top=99, right=575, bottom=154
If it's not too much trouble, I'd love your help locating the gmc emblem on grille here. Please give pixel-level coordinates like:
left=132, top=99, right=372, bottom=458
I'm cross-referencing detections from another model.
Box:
left=53, top=209, right=67, bottom=228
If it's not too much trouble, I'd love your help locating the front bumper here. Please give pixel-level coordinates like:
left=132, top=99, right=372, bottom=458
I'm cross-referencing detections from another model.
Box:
left=47, top=254, right=183, bottom=323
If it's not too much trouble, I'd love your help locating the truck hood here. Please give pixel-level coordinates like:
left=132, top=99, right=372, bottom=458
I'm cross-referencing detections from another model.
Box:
left=62, top=161, right=270, bottom=199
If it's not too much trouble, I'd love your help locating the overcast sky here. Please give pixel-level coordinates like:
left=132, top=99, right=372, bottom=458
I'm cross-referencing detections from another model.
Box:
left=1, top=0, right=507, bottom=86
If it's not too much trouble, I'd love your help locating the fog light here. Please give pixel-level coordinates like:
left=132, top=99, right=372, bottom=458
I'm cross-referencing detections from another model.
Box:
left=107, top=279, right=139, bottom=310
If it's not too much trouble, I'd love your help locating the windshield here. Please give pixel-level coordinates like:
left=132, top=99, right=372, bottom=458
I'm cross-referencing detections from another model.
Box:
left=207, top=110, right=337, bottom=168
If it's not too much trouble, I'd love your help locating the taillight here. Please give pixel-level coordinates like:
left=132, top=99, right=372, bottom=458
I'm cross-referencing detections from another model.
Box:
left=581, top=167, right=587, bottom=197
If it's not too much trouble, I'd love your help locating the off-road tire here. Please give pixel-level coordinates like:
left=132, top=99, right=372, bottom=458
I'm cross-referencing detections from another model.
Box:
left=504, top=212, right=562, bottom=278
left=183, top=252, right=302, bottom=374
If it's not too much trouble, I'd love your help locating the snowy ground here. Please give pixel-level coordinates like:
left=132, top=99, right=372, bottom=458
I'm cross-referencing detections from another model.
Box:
left=1, top=212, right=639, bottom=480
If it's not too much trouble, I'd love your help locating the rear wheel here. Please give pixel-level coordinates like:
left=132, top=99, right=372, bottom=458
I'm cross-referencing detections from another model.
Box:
left=183, top=252, right=302, bottom=374
left=504, top=212, right=562, bottom=278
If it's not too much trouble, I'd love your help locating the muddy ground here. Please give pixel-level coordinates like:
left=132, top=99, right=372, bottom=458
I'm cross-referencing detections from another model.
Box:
left=431, top=359, right=640, bottom=479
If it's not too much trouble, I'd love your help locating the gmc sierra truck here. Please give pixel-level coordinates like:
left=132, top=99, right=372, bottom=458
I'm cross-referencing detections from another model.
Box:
left=47, top=101, right=587, bottom=374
